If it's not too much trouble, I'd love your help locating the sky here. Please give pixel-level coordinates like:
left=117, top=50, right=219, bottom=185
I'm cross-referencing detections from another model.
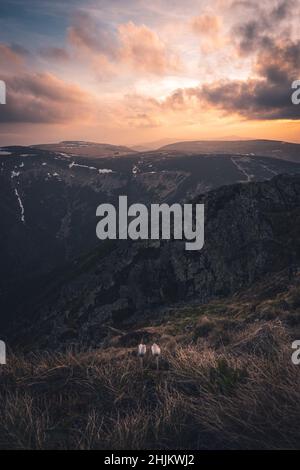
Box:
left=0, top=0, right=300, bottom=146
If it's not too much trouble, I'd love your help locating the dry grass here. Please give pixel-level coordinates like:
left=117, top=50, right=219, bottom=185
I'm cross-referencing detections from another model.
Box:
left=0, top=320, right=299, bottom=450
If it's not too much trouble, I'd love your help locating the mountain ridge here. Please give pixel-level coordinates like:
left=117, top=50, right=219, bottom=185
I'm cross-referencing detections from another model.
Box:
left=158, top=139, right=300, bottom=162
left=31, top=141, right=137, bottom=158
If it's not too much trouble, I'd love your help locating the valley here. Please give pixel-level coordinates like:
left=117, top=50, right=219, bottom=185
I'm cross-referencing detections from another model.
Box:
left=1, top=139, right=300, bottom=450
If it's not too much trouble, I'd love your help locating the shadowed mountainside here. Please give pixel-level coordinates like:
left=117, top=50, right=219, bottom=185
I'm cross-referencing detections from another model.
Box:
left=1, top=145, right=299, bottom=315
left=1, top=147, right=300, bottom=450
left=4, top=174, right=300, bottom=351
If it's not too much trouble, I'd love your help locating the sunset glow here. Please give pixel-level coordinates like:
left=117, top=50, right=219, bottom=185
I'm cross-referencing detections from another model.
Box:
left=0, top=0, right=300, bottom=146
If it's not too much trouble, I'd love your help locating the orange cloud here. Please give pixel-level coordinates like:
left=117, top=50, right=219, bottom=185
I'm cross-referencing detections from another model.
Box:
left=68, top=13, right=181, bottom=78
left=118, top=21, right=181, bottom=75
left=127, top=112, right=161, bottom=128
left=191, top=14, right=227, bottom=52
left=0, top=43, right=25, bottom=71
left=192, top=14, right=222, bottom=35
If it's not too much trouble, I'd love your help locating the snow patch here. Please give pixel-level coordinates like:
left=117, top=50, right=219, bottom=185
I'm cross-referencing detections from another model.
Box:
left=231, top=157, right=253, bottom=183
left=59, top=153, right=71, bottom=158
left=14, top=188, right=25, bottom=224
left=98, top=168, right=113, bottom=174
left=258, top=162, right=278, bottom=176
left=69, top=161, right=97, bottom=170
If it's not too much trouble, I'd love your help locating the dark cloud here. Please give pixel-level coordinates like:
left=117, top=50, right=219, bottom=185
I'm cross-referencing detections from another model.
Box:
left=0, top=72, right=94, bottom=123
left=0, top=43, right=25, bottom=68
left=39, top=46, right=70, bottom=61
left=196, top=35, right=300, bottom=120
left=271, top=0, right=296, bottom=20
left=68, top=11, right=119, bottom=59
left=186, top=1, right=300, bottom=120
left=232, top=0, right=297, bottom=56
left=10, top=43, right=30, bottom=56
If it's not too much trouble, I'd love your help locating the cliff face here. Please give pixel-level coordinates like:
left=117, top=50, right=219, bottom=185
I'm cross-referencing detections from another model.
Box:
left=7, top=174, right=300, bottom=350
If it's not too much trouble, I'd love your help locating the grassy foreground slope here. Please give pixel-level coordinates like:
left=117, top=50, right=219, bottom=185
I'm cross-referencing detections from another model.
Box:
left=1, top=270, right=300, bottom=450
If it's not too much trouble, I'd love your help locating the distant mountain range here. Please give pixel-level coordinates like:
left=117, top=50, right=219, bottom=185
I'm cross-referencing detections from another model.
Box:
left=131, top=138, right=178, bottom=151
left=158, top=139, right=300, bottom=162
left=30, top=139, right=300, bottom=163
left=132, top=136, right=253, bottom=152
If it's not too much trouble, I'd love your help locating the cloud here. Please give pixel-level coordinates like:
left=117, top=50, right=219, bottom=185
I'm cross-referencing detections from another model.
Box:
left=198, top=0, right=300, bottom=120
left=39, top=47, right=70, bottom=61
left=68, top=12, right=181, bottom=77
left=149, top=48, right=300, bottom=121
left=127, top=112, right=161, bottom=128
left=1, top=0, right=299, bottom=140
left=0, top=72, right=95, bottom=123
left=192, top=14, right=222, bottom=35
left=232, top=0, right=298, bottom=56
left=68, top=11, right=118, bottom=59
left=191, top=13, right=228, bottom=53
left=199, top=78, right=300, bottom=120
left=0, top=43, right=25, bottom=70
left=10, top=43, right=31, bottom=57
left=173, top=36, right=300, bottom=120
left=118, top=21, right=181, bottom=74
left=160, top=1, right=300, bottom=121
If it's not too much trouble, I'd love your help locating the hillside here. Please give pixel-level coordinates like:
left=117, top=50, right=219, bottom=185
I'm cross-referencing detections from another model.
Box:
left=159, top=139, right=300, bottom=163
left=1, top=145, right=299, bottom=325
left=1, top=269, right=300, bottom=449
left=1, top=151, right=300, bottom=450
left=4, top=173, right=300, bottom=351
